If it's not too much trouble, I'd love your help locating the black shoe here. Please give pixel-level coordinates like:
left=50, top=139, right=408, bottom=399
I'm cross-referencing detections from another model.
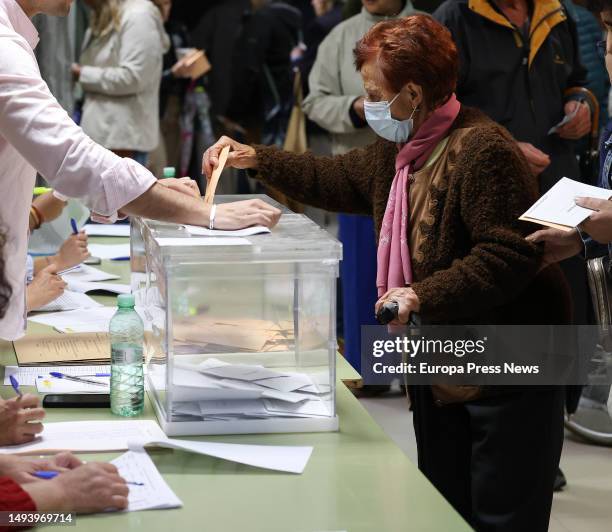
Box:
left=554, top=468, right=567, bottom=492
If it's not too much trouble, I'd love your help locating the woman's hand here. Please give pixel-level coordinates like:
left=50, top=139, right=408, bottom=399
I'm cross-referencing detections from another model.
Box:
left=158, top=177, right=201, bottom=199
left=202, top=136, right=257, bottom=179
left=54, top=232, right=90, bottom=271
left=0, top=452, right=81, bottom=484
left=0, top=395, right=45, bottom=446
left=215, top=199, right=282, bottom=230
left=23, top=462, right=129, bottom=514
left=26, top=264, right=67, bottom=312
left=375, top=287, right=421, bottom=325
left=526, top=227, right=583, bottom=266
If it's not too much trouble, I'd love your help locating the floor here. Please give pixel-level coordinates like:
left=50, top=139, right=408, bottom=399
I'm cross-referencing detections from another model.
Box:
left=357, top=390, right=612, bottom=532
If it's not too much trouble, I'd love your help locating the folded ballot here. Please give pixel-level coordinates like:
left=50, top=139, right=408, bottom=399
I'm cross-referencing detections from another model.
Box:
left=519, top=177, right=612, bottom=231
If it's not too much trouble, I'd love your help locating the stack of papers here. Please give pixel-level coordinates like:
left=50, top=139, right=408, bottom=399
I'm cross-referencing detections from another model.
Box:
left=111, top=450, right=182, bottom=512
left=61, top=265, right=120, bottom=283
left=4, top=364, right=110, bottom=386
left=0, top=420, right=314, bottom=474
left=88, top=243, right=131, bottom=260
left=13, top=333, right=110, bottom=366
left=36, top=291, right=103, bottom=312
left=162, top=358, right=331, bottom=421
left=35, top=374, right=109, bottom=394
left=28, top=307, right=146, bottom=334
left=65, top=280, right=130, bottom=295
left=84, top=224, right=131, bottom=238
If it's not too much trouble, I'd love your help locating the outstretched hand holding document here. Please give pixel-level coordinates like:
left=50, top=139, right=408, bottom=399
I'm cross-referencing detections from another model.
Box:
left=519, top=177, right=612, bottom=231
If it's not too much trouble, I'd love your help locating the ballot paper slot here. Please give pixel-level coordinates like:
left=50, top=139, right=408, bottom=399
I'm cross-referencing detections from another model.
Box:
left=132, top=195, right=341, bottom=435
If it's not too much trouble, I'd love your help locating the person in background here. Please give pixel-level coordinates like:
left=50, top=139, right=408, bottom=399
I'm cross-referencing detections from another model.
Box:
left=72, top=0, right=170, bottom=165
left=301, top=0, right=416, bottom=386
left=529, top=0, right=612, bottom=260
left=295, top=0, right=343, bottom=98
left=191, top=0, right=250, bottom=132
left=0, top=0, right=282, bottom=342
left=204, top=17, right=571, bottom=530
left=568, top=0, right=610, bottom=130
left=227, top=0, right=302, bottom=146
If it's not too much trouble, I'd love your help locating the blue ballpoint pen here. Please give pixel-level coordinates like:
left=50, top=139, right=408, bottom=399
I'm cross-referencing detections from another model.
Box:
left=70, top=217, right=79, bottom=235
left=9, top=375, right=22, bottom=397
left=33, top=471, right=144, bottom=485
left=49, top=372, right=108, bottom=387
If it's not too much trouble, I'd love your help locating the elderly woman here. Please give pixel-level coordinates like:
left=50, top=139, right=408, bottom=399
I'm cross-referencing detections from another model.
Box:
left=203, top=15, right=569, bottom=532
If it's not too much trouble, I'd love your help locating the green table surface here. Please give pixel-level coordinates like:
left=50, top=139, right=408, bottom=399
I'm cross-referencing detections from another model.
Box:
left=0, top=237, right=472, bottom=532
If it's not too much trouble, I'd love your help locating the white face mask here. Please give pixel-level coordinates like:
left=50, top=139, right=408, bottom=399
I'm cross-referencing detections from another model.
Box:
left=364, top=93, right=417, bottom=143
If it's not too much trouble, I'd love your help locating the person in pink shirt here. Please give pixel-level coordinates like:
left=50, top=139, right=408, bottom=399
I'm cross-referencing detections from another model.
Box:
left=0, top=0, right=281, bottom=341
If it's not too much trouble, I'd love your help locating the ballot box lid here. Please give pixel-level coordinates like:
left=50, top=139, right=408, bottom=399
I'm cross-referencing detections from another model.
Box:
left=133, top=195, right=342, bottom=264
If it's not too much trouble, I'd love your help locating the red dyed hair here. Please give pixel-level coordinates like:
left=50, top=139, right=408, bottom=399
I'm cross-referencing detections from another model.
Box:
left=354, top=15, right=458, bottom=108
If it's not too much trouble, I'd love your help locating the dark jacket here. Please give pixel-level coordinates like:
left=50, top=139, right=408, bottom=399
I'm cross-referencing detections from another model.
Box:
left=434, top=0, right=588, bottom=192
left=228, top=2, right=302, bottom=126
left=252, top=106, right=571, bottom=325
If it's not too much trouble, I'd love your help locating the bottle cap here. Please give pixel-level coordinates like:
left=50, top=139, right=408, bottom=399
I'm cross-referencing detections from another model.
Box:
left=162, top=167, right=176, bottom=179
left=117, top=294, right=135, bottom=308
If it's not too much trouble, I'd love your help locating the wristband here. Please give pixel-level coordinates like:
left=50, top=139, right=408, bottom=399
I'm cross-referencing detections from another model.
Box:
left=209, top=204, right=217, bottom=231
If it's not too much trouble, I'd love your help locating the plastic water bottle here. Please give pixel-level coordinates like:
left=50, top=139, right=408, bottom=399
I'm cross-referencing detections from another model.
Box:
left=110, top=294, right=144, bottom=417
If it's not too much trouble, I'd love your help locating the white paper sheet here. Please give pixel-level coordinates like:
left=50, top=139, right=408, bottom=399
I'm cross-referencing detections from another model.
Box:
left=0, top=421, right=314, bottom=474
left=0, top=420, right=167, bottom=454
left=129, top=438, right=313, bottom=474
left=156, top=237, right=251, bottom=247
left=111, top=451, right=182, bottom=512
left=27, top=307, right=149, bottom=334
left=520, top=177, right=612, bottom=229
left=3, top=365, right=111, bottom=386
left=84, top=224, right=131, bottom=237
left=548, top=105, right=580, bottom=135
left=184, top=225, right=271, bottom=237
left=65, top=280, right=130, bottom=295
left=36, top=291, right=104, bottom=312
left=88, top=243, right=131, bottom=260
left=61, top=265, right=120, bottom=282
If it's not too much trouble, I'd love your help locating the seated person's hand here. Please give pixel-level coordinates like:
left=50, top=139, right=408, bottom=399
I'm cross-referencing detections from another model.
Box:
left=516, top=142, right=551, bottom=176
left=22, top=462, right=129, bottom=514
left=375, top=287, right=421, bottom=325
left=26, top=263, right=67, bottom=312
left=526, top=227, right=583, bottom=267
left=0, top=452, right=80, bottom=484
left=202, top=136, right=257, bottom=179
left=159, top=177, right=201, bottom=199
left=214, top=199, right=282, bottom=230
left=54, top=232, right=90, bottom=271
left=576, top=197, right=612, bottom=244
left=0, top=394, right=45, bottom=446
left=557, top=101, right=591, bottom=140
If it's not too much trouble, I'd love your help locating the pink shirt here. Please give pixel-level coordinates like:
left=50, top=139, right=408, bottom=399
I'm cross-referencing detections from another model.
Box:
left=0, top=0, right=156, bottom=340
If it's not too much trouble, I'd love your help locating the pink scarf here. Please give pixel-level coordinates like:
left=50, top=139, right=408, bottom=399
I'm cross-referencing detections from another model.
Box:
left=376, top=94, right=461, bottom=297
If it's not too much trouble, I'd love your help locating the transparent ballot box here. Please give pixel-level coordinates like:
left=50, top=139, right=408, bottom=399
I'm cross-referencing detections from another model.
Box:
left=131, top=196, right=342, bottom=436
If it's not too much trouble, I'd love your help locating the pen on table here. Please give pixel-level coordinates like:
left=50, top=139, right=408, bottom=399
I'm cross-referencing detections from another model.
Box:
left=9, top=375, right=22, bottom=397
left=70, top=217, right=79, bottom=235
left=33, top=471, right=144, bottom=485
left=49, top=372, right=109, bottom=387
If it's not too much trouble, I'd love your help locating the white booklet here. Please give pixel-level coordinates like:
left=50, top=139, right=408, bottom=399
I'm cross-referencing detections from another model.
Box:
left=519, top=177, right=612, bottom=231
left=111, top=450, right=182, bottom=512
